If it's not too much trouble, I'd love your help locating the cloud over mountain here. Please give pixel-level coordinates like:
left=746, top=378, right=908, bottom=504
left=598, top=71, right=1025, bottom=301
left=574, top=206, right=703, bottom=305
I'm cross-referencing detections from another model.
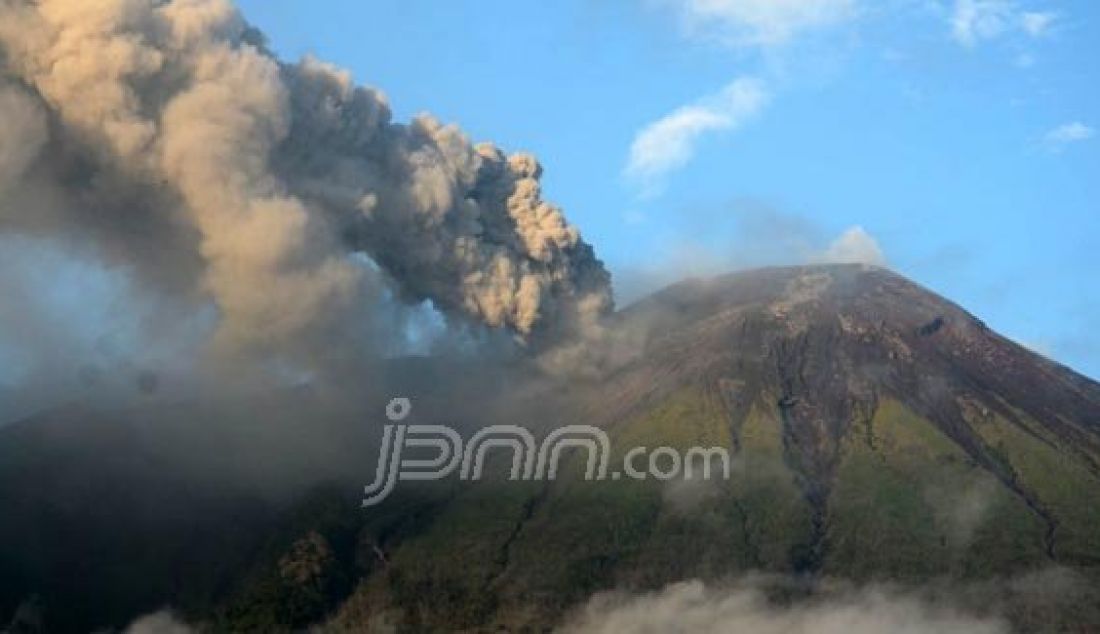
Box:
left=670, top=0, right=858, bottom=49
left=625, top=77, right=769, bottom=195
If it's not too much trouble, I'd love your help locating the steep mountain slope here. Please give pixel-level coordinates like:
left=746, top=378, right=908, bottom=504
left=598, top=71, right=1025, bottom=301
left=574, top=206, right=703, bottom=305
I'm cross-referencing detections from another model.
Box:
left=323, top=264, right=1100, bottom=631
left=600, top=264, right=1100, bottom=570
left=2, top=265, right=1099, bottom=632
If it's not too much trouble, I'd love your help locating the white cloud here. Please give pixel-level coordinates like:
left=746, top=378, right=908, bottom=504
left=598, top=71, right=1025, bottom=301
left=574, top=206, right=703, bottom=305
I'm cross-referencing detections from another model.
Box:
left=625, top=77, right=769, bottom=195
left=1042, top=122, right=1095, bottom=152
left=950, top=1, right=1058, bottom=47
left=951, top=0, right=1013, bottom=46
left=612, top=210, right=889, bottom=305
left=818, top=226, right=887, bottom=266
left=673, top=0, right=858, bottom=49
left=1020, top=11, right=1057, bottom=37
left=561, top=580, right=1007, bottom=634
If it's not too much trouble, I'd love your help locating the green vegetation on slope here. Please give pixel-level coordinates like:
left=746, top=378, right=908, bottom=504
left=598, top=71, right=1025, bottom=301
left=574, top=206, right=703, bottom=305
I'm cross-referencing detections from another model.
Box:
left=730, top=400, right=817, bottom=571
left=825, top=399, right=1048, bottom=579
left=965, top=402, right=1100, bottom=563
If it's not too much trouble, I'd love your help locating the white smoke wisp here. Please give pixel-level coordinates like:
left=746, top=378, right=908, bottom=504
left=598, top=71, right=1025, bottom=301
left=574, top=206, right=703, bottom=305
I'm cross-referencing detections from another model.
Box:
left=817, top=225, right=886, bottom=266
left=123, top=610, right=194, bottom=634
left=0, top=0, right=612, bottom=371
left=559, top=579, right=1008, bottom=634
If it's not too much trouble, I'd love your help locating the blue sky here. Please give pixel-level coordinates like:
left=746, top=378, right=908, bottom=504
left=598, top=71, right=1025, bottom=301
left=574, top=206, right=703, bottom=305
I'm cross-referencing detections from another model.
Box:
left=236, top=0, right=1098, bottom=377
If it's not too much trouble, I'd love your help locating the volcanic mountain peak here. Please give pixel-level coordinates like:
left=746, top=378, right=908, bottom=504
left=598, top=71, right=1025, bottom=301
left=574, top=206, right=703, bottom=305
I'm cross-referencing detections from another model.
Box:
left=618, top=264, right=1099, bottom=423
left=603, top=264, right=1100, bottom=568
left=633, top=264, right=998, bottom=349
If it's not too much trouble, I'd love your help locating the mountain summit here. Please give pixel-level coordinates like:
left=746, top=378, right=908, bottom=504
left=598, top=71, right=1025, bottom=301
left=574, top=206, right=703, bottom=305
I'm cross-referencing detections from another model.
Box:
left=606, top=264, right=1100, bottom=567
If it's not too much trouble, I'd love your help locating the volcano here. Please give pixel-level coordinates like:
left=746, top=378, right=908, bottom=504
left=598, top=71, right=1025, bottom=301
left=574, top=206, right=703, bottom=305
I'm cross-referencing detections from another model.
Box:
left=2, top=264, right=1099, bottom=632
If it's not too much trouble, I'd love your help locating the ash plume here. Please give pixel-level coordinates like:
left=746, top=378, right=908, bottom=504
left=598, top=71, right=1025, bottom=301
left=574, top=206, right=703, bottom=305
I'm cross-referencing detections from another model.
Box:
left=0, top=0, right=612, bottom=371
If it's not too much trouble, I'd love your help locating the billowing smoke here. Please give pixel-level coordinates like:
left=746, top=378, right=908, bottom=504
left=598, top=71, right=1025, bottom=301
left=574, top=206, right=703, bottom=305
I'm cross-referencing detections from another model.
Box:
left=123, top=610, right=193, bottom=634
left=0, top=0, right=612, bottom=371
left=559, top=569, right=1100, bottom=634
left=559, top=579, right=1007, bottom=634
